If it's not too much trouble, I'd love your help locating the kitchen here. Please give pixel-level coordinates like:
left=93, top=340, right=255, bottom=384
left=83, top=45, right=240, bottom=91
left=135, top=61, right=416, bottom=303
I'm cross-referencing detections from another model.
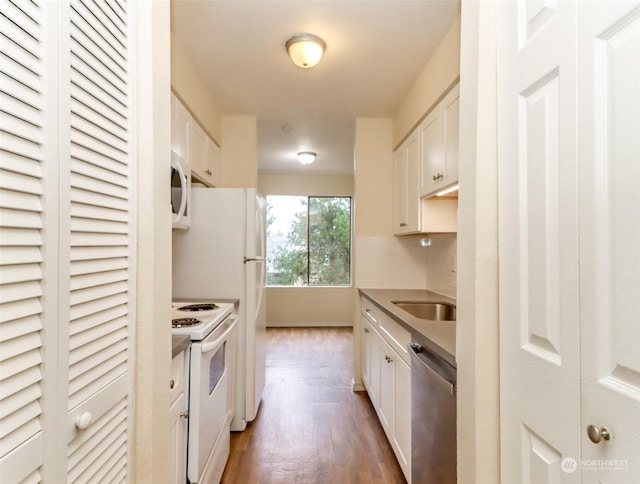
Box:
left=1, top=1, right=639, bottom=484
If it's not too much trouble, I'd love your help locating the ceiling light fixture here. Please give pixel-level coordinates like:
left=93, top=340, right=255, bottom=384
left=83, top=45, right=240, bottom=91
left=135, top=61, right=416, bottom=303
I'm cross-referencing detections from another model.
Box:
left=285, top=34, right=326, bottom=68
left=298, top=152, right=316, bottom=165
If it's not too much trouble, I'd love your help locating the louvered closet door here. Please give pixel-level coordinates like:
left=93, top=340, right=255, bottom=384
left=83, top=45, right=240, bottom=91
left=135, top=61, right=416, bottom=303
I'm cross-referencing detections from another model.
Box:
left=61, top=0, right=134, bottom=481
left=1, top=0, right=135, bottom=481
left=0, top=0, right=49, bottom=481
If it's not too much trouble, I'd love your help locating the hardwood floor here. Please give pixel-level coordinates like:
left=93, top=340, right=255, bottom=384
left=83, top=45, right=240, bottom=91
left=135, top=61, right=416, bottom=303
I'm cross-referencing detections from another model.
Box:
left=221, top=327, right=406, bottom=484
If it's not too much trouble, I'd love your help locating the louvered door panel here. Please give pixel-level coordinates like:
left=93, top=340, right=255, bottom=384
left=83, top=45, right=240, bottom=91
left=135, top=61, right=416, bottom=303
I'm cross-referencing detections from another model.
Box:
left=64, top=0, right=133, bottom=480
left=0, top=0, right=46, bottom=480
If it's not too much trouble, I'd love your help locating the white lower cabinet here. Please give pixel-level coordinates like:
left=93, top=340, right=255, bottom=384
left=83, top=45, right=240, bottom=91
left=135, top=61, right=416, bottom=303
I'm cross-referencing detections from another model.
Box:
left=361, top=298, right=411, bottom=482
left=169, top=349, right=189, bottom=484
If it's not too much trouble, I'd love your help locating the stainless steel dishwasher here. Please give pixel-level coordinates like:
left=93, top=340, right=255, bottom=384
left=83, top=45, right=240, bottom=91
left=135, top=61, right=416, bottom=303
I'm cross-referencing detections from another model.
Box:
left=409, top=342, right=457, bottom=484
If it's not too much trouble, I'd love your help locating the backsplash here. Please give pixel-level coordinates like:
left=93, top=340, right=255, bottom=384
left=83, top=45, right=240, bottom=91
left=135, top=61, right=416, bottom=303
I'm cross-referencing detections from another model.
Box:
left=424, top=233, right=457, bottom=298
left=355, top=236, right=428, bottom=289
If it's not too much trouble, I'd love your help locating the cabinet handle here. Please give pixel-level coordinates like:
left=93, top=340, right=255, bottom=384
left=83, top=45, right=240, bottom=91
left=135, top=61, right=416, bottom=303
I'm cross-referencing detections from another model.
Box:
left=385, top=355, right=393, bottom=363
left=365, top=308, right=370, bottom=313
left=399, top=222, right=407, bottom=227
left=169, top=379, right=175, bottom=389
left=206, top=170, right=212, bottom=175
left=433, top=173, right=444, bottom=181
left=180, top=411, right=189, bottom=419
left=364, top=327, right=370, bottom=333
left=586, top=424, right=610, bottom=444
left=75, top=412, right=93, bottom=430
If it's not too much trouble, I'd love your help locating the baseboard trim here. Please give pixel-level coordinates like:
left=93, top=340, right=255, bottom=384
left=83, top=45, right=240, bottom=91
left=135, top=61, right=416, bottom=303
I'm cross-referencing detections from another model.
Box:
left=266, top=321, right=354, bottom=328
left=351, top=378, right=366, bottom=392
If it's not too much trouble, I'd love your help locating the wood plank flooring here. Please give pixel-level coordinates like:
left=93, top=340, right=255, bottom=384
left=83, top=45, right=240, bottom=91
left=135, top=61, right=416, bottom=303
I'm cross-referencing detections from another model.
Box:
left=221, top=327, right=406, bottom=484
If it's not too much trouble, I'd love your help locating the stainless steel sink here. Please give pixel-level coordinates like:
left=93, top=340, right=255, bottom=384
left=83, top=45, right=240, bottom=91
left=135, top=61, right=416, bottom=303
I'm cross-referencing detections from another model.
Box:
left=392, top=301, right=456, bottom=321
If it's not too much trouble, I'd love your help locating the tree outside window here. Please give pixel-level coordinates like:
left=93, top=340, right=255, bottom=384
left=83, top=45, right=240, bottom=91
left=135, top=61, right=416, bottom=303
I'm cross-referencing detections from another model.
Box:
left=266, top=196, right=351, bottom=286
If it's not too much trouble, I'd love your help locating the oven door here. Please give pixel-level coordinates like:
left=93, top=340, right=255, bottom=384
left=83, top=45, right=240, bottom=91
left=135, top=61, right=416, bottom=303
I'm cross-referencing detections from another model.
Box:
left=187, top=314, right=237, bottom=482
left=171, top=151, right=191, bottom=229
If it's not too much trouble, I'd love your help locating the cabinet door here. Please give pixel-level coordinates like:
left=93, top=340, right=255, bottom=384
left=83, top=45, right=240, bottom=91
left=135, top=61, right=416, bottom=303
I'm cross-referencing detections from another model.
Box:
left=171, top=94, right=190, bottom=160
left=419, top=107, right=443, bottom=197
left=189, top=121, right=206, bottom=180
left=169, top=391, right=187, bottom=484
left=441, top=84, right=460, bottom=189
left=361, top=318, right=372, bottom=390
left=204, top=137, right=220, bottom=187
left=405, top=132, right=421, bottom=233
left=393, top=357, right=411, bottom=478
left=379, top=346, right=394, bottom=434
left=393, top=147, right=408, bottom=234
left=367, top=322, right=381, bottom=408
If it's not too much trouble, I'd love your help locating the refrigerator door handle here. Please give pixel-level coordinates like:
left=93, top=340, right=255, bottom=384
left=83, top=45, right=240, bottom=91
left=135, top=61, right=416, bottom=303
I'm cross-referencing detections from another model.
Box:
left=243, top=257, right=265, bottom=263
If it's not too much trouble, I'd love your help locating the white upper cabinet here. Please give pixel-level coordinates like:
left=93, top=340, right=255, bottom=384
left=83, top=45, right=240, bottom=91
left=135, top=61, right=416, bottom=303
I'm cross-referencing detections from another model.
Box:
left=394, top=132, right=420, bottom=234
left=393, top=103, right=458, bottom=236
left=171, top=94, right=220, bottom=187
left=420, top=84, right=460, bottom=198
left=171, top=94, right=190, bottom=161
left=189, top=121, right=207, bottom=181
left=204, top=137, right=221, bottom=187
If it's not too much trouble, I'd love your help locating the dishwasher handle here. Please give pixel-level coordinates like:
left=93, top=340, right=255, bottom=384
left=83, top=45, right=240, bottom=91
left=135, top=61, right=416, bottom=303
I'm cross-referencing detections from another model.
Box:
left=409, top=342, right=457, bottom=397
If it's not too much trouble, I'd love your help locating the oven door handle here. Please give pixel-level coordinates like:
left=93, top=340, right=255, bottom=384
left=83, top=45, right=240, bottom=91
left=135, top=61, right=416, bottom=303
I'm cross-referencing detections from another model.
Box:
left=200, top=315, right=238, bottom=354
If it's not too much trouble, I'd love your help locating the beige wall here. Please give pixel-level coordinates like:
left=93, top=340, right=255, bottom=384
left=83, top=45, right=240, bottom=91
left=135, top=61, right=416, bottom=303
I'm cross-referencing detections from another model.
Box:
left=134, top=1, right=171, bottom=481
left=392, top=16, right=461, bottom=148
left=170, top=32, right=223, bottom=143
left=267, top=287, right=356, bottom=326
left=456, top=2, right=500, bottom=483
left=258, top=173, right=355, bottom=326
left=259, top=173, right=353, bottom=197
left=220, top=115, right=258, bottom=188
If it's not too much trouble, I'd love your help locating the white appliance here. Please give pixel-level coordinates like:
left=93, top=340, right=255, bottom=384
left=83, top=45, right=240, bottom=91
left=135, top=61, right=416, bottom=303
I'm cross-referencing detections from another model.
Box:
left=173, top=187, right=267, bottom=431
left=171, top=151, right=191, bottom=229
left=171, top=301, right=237, bottom=484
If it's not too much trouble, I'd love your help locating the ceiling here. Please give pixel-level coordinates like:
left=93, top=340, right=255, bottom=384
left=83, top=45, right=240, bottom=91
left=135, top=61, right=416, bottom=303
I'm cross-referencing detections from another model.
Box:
left=171, top=1, right=460, bottom=175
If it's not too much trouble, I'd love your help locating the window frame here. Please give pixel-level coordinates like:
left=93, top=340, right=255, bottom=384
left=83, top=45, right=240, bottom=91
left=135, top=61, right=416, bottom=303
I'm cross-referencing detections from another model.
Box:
left=266, top=195, right=352, bottom=288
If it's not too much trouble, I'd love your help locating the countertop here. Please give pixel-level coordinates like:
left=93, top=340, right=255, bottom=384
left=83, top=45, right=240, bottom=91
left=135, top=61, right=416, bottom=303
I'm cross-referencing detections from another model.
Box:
left=359, top=288, right=456, bottom=367
left=172, top=334, right=191, bottom=359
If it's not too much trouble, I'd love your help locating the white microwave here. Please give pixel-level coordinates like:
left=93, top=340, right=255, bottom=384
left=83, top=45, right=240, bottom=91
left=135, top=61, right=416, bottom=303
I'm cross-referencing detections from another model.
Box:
left=171, top=151, right=191, bottom=229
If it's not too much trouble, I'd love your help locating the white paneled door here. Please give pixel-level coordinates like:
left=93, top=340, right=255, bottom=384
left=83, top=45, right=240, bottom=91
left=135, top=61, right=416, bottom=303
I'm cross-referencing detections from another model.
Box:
left=499, top=1, right=640, bottom=482
left=578, top=2, right=640, bottom=481
left=0, top=0, right=135, bottom=481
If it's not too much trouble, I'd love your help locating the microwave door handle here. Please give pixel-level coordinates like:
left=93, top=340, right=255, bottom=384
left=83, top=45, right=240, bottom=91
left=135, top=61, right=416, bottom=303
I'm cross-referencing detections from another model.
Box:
left=200, top=316, right=238, bottom=354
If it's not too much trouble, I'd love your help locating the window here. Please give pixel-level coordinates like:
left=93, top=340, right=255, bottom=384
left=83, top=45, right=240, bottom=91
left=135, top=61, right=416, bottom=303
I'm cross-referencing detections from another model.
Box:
left=266, top=196, right=351, bottom=286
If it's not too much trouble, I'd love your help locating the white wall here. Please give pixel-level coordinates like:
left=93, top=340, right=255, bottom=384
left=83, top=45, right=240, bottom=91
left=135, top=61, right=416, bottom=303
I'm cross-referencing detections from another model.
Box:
left=393, top=16, right=461, bottom=147
left=424, top=233, right=457, bottom=298
left=258, top=173, right=355, bottom=326
left=171, top=32, right=223, bottom=143
left=134, top=1, right=172, bottom=481
left=456, top=2, right=500, bottom=483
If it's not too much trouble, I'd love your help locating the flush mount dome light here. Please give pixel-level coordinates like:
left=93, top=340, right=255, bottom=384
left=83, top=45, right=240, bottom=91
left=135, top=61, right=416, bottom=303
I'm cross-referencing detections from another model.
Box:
left=298, top=152, right=316, bottom=165
left=286, top=34, right=326, bottom=68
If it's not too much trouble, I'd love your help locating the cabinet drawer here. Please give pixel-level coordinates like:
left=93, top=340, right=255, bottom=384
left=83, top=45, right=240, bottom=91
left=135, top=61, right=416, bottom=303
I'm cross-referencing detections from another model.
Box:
left=378, top=312, right=411, bottom=366
left=170, top=350, right=186, bottom=404
left=361, top=297, right=381, bottom=327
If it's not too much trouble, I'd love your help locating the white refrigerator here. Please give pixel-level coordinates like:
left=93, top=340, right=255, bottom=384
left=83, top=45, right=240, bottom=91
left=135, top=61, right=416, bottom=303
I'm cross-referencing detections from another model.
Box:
left=172, top=187, right=267, bottom=431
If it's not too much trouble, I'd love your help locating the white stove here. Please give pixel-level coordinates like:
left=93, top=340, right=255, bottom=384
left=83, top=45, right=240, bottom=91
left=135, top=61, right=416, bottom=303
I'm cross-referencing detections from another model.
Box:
left=171, top=300, right=238, bottom=483
left=171, top=301, right=234, bottom=340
